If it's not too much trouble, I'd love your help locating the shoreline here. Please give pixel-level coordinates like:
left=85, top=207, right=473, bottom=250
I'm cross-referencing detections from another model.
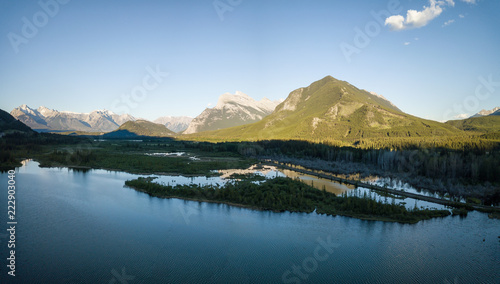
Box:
left=33, top=159, right=222, bottom=177
left=125, top=184, right=301, bottom=214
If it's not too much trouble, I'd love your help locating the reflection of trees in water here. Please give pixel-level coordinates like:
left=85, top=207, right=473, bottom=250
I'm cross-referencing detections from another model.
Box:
left=281, top=169, right=354, bottom=196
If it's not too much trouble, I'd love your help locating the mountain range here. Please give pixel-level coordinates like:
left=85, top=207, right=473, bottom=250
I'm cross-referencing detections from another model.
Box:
left=189, top=76, right=460, bottom=141
left=5, top=76, right=499, bottom=142
left=153, top=116, right=193, bottom=133
left=10, top=105, right=136, bottom=133
left=10, top=93, right=278, bottom=134
left=183, top=91, right=281, bottom=134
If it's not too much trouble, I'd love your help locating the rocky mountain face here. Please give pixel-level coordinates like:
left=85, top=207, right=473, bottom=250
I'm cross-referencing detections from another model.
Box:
left=153, top=116, right=193, bottom=133
left=471, top=107, right=500, bottom=117
left=183, top=91, right=280, bottom=134
left=10, top=105, right=136, bottom=132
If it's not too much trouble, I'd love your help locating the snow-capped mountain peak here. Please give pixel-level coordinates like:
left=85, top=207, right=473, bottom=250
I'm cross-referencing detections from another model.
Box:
left=184, top=91, right=280, bottom=134
left=37, top=106, right=58, bottom=117
left=215, top=91, right=253, bottom=109
left=472, top=107, right=500, bottom=117
left=17, top=104, right=38, bottom=116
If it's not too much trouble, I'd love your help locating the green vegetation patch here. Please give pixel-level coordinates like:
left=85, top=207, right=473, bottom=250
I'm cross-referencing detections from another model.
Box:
left=227, top=173, right=266, bottom=181
left=125, top=176, right=451, bottom=224
left=38, top=147, right=252, bottom=176
left=4, top=138, right=255, bottom=176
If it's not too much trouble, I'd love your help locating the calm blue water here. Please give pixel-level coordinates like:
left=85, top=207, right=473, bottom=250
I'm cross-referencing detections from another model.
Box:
left=0, top=161, right=498, bottom=283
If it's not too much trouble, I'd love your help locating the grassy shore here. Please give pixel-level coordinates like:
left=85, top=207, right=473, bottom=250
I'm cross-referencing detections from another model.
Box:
left=17, top=140, right=255, bottom=176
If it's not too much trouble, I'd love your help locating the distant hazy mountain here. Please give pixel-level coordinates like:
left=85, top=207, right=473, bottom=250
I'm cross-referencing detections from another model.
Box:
left=190, top=76, right=459, bottom=141
left=183, top=91, right=280, bottom=134
left=471, top=107, right=500, bottom=118
left=103, top=120, right=175, bottom=138
left=10, top=105, right=136, bottom=132
left=0, top=108, right=34, bottom=134
left=153, top=116, right=193, bottom=133
left=446, top=107, right=500, bottom=134
left=447, top=115, right=500, bottom=134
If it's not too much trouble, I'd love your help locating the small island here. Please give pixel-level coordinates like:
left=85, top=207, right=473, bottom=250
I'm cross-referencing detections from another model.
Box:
left=125, top=176, right=451, bottom=224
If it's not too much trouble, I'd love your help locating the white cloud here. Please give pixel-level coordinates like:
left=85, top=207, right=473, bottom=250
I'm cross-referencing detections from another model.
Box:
left=442, top=19, right=455, bottom=27
left=385, top=0, right=454, bottom=31
left=406, top=3, right=443, bottom=28
left=453, top=113, right=469, bottom=119
left=404, top=42, right=411, bottom=45
left=459, top=14, right=465, bottom=18
left=385, top=15, right=406, bottom=31
left=461, top=0, right=477, bottom=4
left=445, top=0, right=455, bottom=7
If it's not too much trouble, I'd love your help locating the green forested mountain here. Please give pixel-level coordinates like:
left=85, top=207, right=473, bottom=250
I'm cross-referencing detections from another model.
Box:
left=188, top=76, right=462, bottom=143
left=104, top=120, right=175, bottom=138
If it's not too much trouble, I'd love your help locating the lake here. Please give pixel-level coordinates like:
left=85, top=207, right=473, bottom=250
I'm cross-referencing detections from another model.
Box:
left=0, top=160, right=498, bottom=283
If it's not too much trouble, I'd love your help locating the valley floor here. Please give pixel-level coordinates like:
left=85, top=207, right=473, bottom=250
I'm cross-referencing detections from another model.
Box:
left=2, top=135, right=499, bottom=219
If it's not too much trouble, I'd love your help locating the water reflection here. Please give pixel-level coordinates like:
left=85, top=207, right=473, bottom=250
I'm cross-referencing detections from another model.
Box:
left=158, top=164, right=446, bottom=210
left=280, top=169, right=354, bottom=195
left=218, top=164, right=282, bottom=179
left=24, top=160, right=448, bottom=211
left=0, top=160, right=497, bottom=283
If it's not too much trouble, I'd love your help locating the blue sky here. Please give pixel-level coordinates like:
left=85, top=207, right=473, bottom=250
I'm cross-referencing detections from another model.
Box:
left=1, top=0, right=499, bottom=121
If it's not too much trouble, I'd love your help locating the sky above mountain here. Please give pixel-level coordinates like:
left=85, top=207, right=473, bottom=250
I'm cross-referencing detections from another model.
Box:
left=1, top=0, right=499, bottom=121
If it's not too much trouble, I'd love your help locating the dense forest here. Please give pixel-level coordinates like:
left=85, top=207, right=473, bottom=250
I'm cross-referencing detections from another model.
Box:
left=252, top=140, right=500, bottom=183
left=181, top=139, right=500, bottom=183
left=182, top=140, right=500, bottom=204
